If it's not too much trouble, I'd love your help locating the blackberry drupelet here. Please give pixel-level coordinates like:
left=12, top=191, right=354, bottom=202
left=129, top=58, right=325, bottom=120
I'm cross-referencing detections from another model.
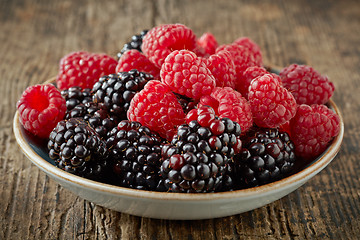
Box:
left=92, top=70, right=153, bottom=120
left=106, top=120, right=166, bottom=191
left=160, top=106, right=242, bottom=193
left=65, top=102, right=119, bottom=139
left=61, top=86, right=119, bottom=138
left=61, top=86, right=93, bottom=112
left=47, top=118, right=111, bottom=181
left=174, top=93, right=197, bottom=114
left=117, top=30, right=148, bottom=59
left=233, top=128, right=296, bottom=188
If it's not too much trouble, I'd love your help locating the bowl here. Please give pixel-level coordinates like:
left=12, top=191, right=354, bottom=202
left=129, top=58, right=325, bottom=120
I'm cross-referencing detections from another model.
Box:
left=13, top=78, right=344, bottom=220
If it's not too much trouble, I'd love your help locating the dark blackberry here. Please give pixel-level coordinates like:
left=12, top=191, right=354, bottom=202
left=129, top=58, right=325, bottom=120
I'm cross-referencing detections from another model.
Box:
left=47, top=118, right=111, bottom=181
left=174, top=93, right=197, bottom=114
left=92, top=70, right=153, bottom=120
left=160, top=106, right=242, bottom=193
left=61, top=86, right=93, bottom=112
left=117, top=30, right=148, bottom=59
left=65, top=102, right=118, bottom=139
left=61, top=86, right=119, bottom=138
left=233, top=128, right=297, bottom=188
left=106, top=120, right=166, bottom=191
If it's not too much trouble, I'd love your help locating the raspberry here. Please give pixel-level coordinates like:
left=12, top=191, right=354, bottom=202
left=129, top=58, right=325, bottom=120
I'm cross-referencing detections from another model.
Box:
left=290, top=104, right=340, bottom=160
left=196, top=32, right=218, bottom=56
left=17, top=84, right=66, bottom=139
left=116, top=50, right=160, bottom=79
left=236, top=66, right=269, bottom=99
left=234, top=37, right=263, bottom=66
left=56, top=51, right=117, bottom=90
left=216, top=44, right=258, bottom=89
left=205, top=50, right=236, bottom=88
left=198, top=87, right=253, bottom=133
left=279, top=64, right=335, bottom=105
left=160, top=50, right=216, bottom=100
left=141, top=24, right=197, bottom=68
left=193, top=45, right=209, bottom=58
left=248, top=74, right=297, bottom=128
left=127, top=80, right=186, bottom=141
left=278, top=121, right=291, bottom=136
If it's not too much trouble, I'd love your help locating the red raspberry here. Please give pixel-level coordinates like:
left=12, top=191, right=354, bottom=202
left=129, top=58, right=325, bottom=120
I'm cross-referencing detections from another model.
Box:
left=116, top=49, right=160, bottom=79
left=279, top=64, right=335, bottom=105
left=290, top=104, right=340, bottom=160
left=16, top=84, right=66, bottom=138
left=127, top=80, right=185, bottom=141
left=216, top=44, right=258, bottom=89
left=198, top=87, right=253, bottom=132
left=237, top=66, right=269, bottom=99
left=160, top=50, right=216, bottom=100
left=56, top=51, right=117, bottom=90
left=234, top=37, right=263, bottom=66
left=193, top=45, right=209, bottom=58
left=278, top=121, right=291, bottom=136
left=185, top=105, right=216, bottom=126
left=248, top=74, right=297, bottom=128
left=196, top=32, right=218, bottom=56
left=141, top=24, right=197, bottom=68
left=205, top=50, right=237, bottom=88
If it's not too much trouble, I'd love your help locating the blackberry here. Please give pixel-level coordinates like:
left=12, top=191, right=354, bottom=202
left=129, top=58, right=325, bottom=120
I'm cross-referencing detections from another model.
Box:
left=61, top=86, right=119, bottom=138
left=65, top=102, right=119, bottom=139
left=106, top=120, right=166, bottom=191
left=160, top=106, right=242, bottom=193
left=174, top=93, right=197, bottom=114
left=117, top=30, right=148, bottom=59
left=233, top=128, right=296, bottom=188
left=61, top=86, right=93, bottom=112
left=47, top=118, right=111, bottom=181
left=92, top=70, right=153, bottom=120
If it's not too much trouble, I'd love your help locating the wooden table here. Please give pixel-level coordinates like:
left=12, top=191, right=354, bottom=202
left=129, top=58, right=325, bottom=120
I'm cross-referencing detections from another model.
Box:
left=1, top=0, right=359, bottom=239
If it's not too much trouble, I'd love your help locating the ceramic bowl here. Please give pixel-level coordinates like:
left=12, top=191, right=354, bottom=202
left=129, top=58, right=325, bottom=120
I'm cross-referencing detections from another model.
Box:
left=13, top=78, right=344, bottom=220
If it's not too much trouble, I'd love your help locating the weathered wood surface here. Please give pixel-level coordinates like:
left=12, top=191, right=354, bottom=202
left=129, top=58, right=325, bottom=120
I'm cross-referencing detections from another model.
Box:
left=1, top=0, right=359, bottom=239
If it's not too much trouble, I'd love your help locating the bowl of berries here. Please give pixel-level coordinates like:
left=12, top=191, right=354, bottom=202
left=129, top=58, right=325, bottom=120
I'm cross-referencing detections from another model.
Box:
left=13, top=24, right=343, bottom=220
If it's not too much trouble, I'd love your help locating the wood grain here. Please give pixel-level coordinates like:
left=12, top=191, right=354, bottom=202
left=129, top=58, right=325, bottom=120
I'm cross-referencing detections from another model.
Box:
left=1, top=0, right=359, bottom=239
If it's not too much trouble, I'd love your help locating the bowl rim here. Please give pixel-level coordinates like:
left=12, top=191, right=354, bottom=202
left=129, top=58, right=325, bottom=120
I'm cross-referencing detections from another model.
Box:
left=13, top=79, right=344, bottom=202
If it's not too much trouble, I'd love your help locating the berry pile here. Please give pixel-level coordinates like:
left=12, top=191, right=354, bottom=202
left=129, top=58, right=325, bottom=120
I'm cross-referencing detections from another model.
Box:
left=17, top=23, right=341, bottom=192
